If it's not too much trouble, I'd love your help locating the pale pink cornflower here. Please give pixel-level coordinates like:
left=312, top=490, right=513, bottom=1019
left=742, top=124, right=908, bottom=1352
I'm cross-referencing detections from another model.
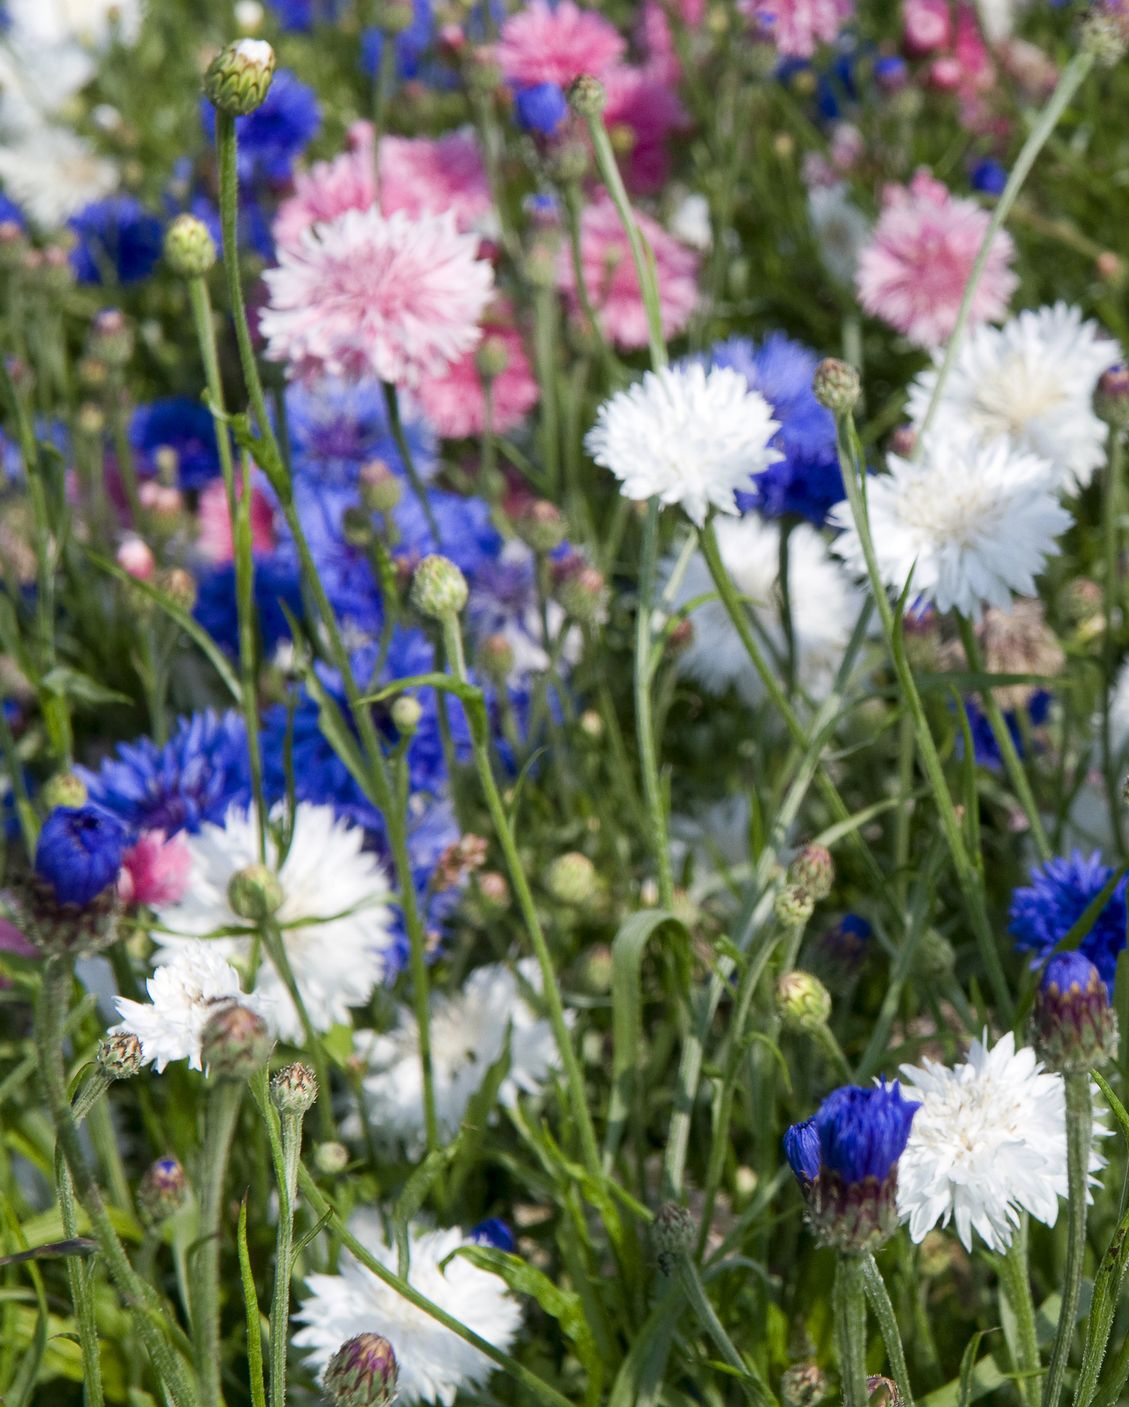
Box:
left=903, top=0, right=951, bottom=55
left=739, top=0, right=855, bottom=58
left=557, top=194, right=700, bottom=351
left=274, top=127, right=491, bottom=250
left=413, top=302, right=539, bottom=439
left=856, top=169, right=1016, bottom=349
left=195, top=475, right=276, bottom=564
left=119, top=831, right=192, bottom=908
left=638, top=0, right=707, bottom=84
left=116, top=536, right=155, bottom=581
left=603, top=66, right=689, bottom=196
left=260, top=207, right=494, bottom=388
left=496, top=0, right=625, bottom=87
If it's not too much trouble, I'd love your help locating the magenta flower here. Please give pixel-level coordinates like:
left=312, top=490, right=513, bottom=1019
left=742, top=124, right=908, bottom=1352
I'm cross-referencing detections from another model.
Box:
left=496, top=0, right=625, bottom=87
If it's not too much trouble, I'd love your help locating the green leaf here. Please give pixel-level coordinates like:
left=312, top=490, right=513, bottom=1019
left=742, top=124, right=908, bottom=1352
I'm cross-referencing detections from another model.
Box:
left=958, top=1329, right=996, bottom=1407
left=236, top=1195, right=268, bottom=1407
left=38, top=666, right=131, bottom=708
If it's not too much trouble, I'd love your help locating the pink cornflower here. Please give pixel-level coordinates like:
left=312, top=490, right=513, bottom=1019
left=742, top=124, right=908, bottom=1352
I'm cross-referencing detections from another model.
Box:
left=260, top=207, right=495, bottom=388
left=603, top=67, right=689, bottom=195
left=496, top=0, right=625, bottom=87
left=638, top=0, right=707, bottom=84
left=274, top=127, right=491, bottom=250
left=557, top=193, right=700, bottom=351
left=195, top=475, right=276, bottom=564
left=119, top=831, right=192, bottom=908
left=856, top=168, right=1016, bottom=349
left=740, top=0, right=855, bottom=58
left=116, top=535, right=155, bottom=581
left=413, top=301, right=539, bottom=439
left=903, top=0, right=951, bottom=56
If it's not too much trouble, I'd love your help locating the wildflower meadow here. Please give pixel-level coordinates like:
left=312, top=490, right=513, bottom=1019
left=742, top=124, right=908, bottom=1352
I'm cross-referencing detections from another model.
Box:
left=7, top=1, right=1129, bottom=1405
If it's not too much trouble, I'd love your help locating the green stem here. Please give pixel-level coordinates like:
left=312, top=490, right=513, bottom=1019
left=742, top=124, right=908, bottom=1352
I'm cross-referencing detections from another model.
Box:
left=834, top=1254, right=870, bottom=1407
left=1043, top=1073, right=1092, bottom=1407
left=956, top=614, right=1051, bottom=862
left=268, top=1110, right=304, bottom=1407
left=55, top=1149, right=105, bottom=1407
left=635, top=498, right=675, bottom=909
left=440, top=613, right=602, bottom=1181
left=678, top=1260, right=772, bottom=1404
left=193, top=1081, right=242, bottom=1407
left=914, top=51, right=1095, bottom=447
left=861, top=1252, right=914, bottom=1406
left=1102, top=431, right=1125, bottom=852
left=381, top=380, right=438, bottom=538
left=999, top=1219, right=1042, bottom=1407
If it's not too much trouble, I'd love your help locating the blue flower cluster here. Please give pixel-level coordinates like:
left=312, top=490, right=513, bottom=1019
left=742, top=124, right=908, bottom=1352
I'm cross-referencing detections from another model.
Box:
left=785, top=1081, right=917, bottom=1189
left=962, top=690, right=1051, bottom=772
left=130, top=397, right=224, bottom=490
left=69, top=197, right=163, bottom=285
left=1010, top=850, right=1128, bottom=991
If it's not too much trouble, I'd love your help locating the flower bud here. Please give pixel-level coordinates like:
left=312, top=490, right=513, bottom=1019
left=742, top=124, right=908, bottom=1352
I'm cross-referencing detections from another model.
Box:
left=227, top=863, right=284, bottom=923
left=775, top=970, right=832, bottom=1033
left=138, top=1157, right=187, bottom=1222
left=1081, top=3, right=1129, bottom=67
left=787, top=844, right=833, bottom=901
left=780, top=1363, right=830, bottom=1407
left=475, top=335, right=510, bottom=381
left=155, top=567, right=198, bottom=612
left=476, top=870, right=510, bottom=913
left=546, top=851, right=598, bottom=906
left=1034, top=952, right=1118, bottom=1072
left=359, top=459, right=403, bottom=514
left=916, top=927, right=955, bottom=982
left=1094, top=364, right=1129, bottom=430
left=391, top=694, right=423, bottom=735
left=342, top=504, right=374, bottom=548
left=373, top=0, right=415, bottom=32
left=515, top=500, right=567, bottom=555
left=868, top=1376, right=903, bottom=1407
left=272, top=1061, right=319, bottom=1115
left=203, top=39, right=276, bottom=115
left=97, top=1030, right=144, bottom=1080
left=201, top=1003, right=272, bottom=1080
left=651, top=1201, right=695, bottom=1275
left=811, top=357, right=861, bottom=414
left=774, top=884, right=815, bottom=930
left=553, top=555, right=606, bottom=623
left=478, top=632, right=515, bottom=683
left=164, top=214, right=217, bottom=279
left=316, top=1140, right=350, bottom=1175
left=41, top=772, right=88, bottom=812
left=410, top=554, right=468, bottom=619
left=324, top=1333, right=399, bottom=1407
left=116, top=535, right=156, bottom=581
left=88, top=308, right=133, bottom=368
left=567, top=74, right=607, bottom=117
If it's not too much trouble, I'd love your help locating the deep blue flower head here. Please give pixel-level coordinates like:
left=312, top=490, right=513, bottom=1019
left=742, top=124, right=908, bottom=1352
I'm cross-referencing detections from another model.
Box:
left=200, top=70, right=321, bottom=183
left=130, top=397, right=223, bottom=490
left=811, top=1081, right=917, bottom=1185
left=783, top=1118, right=821, bottom=1184
left=193, top=551, right=306, bottom=657
left=1010, top=850, right=1129, bottom=992
left=361, top=0, right=435, bottom=82
left=69, top=197, right=163, bottom=285
left=963, top=690, right=1050, bottom=772
left=1041, top=950, right=1102, bottom=996
left=266, top=0, right=343, bottom=29
left=285, top=377, right=436, bottom=487
left=0, top=192, right=25, bottom=227
left=873, top=55, right=907, bottom=91
left=35, top=806, right=128, bottom=905
left=970, top=157, right=1008, bottom=196
left=79, top=711, right=251, bottom=838
left=695, top=334, right=843, bottom=524
left=514, top=82, right=568, bottom=135
left=471, top=1218, right=515, bottom=1252
left=393, top=487, right=503, bottom=580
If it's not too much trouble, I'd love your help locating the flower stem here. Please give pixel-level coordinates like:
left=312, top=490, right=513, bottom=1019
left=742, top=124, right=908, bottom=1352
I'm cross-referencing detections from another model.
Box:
left=861, top=1251, right=915, bottom=1406
left=635, top=497, right=675, bottom=909
left=267, top=1103, right=305, bottom=1407
left=381, top=379, right=439, bottom=538
left=1102, top=430, right=1125, bottom=852
left=193, top=1080, right=242, bottom=1407
left=440, top=613, right=602, bottom=1182
left=914, top=51, right=1095, bottom=447
left=834, top=1253, right=870, bottom=1407
left=999, top=1218, right=1042, bottom=1407
left=678, top=1260, right=773, bottom=1404
left=1042, top=1072, right=1092, bottom=1407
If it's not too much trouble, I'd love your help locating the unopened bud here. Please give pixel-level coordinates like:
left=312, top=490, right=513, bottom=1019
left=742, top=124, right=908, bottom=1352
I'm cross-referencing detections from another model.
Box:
left=476, top=870, right=510, bottom=912
left=516, top=500, right=567, bottom=555
left=41, top=772, right=88, bottom=812
left=811, top=357, right=861, bottom=414
left=475, top=335, right=510, bottom=381
left=775, top=970, right=832, bottom=1033
left=138, top=1157, right=187, bottom=1222
left=373, top=0, right=415, bottom=32
left=546, top=851, right=598, bottom=906
left=164, top=214, right=217, bottom=278
left=554, top=556, right=606, bottom=622
left=227, top=863, right=284, bottom=923
left=97, top=1030, right=144, bottom=1079
left=316, top=1140, right=350, bottom=1175
left=568, top=74, right=607, bottom=117
left=89, top=308, right=133, bottom=368
left=342, top=504, right=374, bottom=547
left=411, top=554, right=468, bottom=619
left=272, top=1061, right=319, bottom=1114
left=1095, top=364, right=1129, bottom=429
left=780, top=1362, right=830, bottom=1407
left=787, top=844, right=833, bottom=901
left=867, top=1376, right=903, bottom=1407
left=391, top=694, right=423, bottom=734
left=203, top=38, right=276, bottom=115
left=359, top=459, right=402, bottom=514
left=916, top=927, right=955, bottom=982
left=651, top=1202, right=695, bottom=1275
left=479, top=632, right=515, bottom=683
left=201, top=1003, right=272, bottom=1080
left=325, top=1333, right=399, bottom=1407
left=1034, top=951, right=1118, bottom=1072
left=155, top=567, right=197, bottom=612
left=774, top=884, right=815, bottom=929
left=116, top=535, right=156, bottom=581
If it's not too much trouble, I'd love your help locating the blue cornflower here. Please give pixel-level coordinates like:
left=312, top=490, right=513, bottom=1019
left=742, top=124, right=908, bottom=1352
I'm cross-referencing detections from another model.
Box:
left=35, top=806, right=128, bottom=905
left=514, top=82, right=568, bottom=135
left=266, top=0, right=344, bottom=29
left=79, top=711, right=251, bottom=838
left=193, top=551, right=306, bottom=657
left=285, top=376, right=436, bottom=487
left=962, top=690, right=1050, bottom=772
left=970, top=157, right=1008, bottom=196
left=873, top=55, right=907, bottom=91
left=783, top=1119, right=821, bottom=1184
left=1010, top=850, right=1128, bottom=991
left=361, top=0, right=435, bottom=82
left=0, top=192, right=25, bottom=227
left=200, top=70, right=321, bottom=184
left=695, top=334, right=843, bottom=524
left=472, top=1218, right=516, bottom=1252
left=130, top=397, right=223, bottom=489
left=393, top=486, right=503, bottom=580
left=69, top=197, right=163, bottom=285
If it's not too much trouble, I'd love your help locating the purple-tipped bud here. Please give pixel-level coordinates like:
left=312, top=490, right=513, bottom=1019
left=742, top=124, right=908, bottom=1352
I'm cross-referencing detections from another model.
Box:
left=324, top=1333, right=399, bottom=1407
left=1034, top=952, right=1118, bottom=1072
left=788, top=844, right=834, bottom=901
left=1095, top=364, right=1129, bottom=429
left=138, top=1157, right=187, bottom=1222
left=97, top=1031, right=144, bottom=1079
left=272, top=1061, right=318, bottom=1115
left=201, top=1004, right=272, bottom=1081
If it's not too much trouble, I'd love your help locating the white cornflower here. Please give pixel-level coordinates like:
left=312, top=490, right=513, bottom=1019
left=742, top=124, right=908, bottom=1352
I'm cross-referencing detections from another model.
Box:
left=152, top=803, right=395, bottom=1044
left=111, top=943, right=272, bottom=1073
left=829, top=428, right=1071, bottom=622
left=906, top=304, right=1120, bottom=493
left=293, top=1211, right=523, bottom=1407
left=897, top=1031, right=1104, bottom=1252
left=0, top=124, right=118, bottom=226
left=584, top=364, right=782, bottom=527
left=356, top=959, right=564, bottom=1149
left=668, top=514, right=864, bottom=704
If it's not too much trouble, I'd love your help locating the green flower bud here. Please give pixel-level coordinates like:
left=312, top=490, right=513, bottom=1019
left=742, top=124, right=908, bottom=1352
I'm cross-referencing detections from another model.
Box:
left=315, top=1140, right=350, bottom=1175
left=811, top=357, right=861, bottom=414
left=88, top=308, right=133, bottom=368
left=203, top=38, right=276, bottom=116
left=867, top=1376, right=903, bottom=1407
left=372, top=0, right=415, bottom=32
left=651, top=1202, right=695, bottom=1275
left=475, top=870, right=510, bottom=913
left=41, top=772, right=89, bottom=812
left=97, top=1030, right=144, bottom=1080
left=475, top=335, right=510, bottom=381
left=775, top=970, right=832, bottom=1033
left=201, top=1003, right=273, bottom=1081
left=272, top=1061, right=319, bottom=1115
left=342, top=504, right=374, bottom=548
left=155, top=567, right=197, bottom=612
left=358, top=459, right=403, bottom=514
left=774, top=884, right=814, bottom=930
left=478, top=632, right=515, bottom=683
left=391, top=694, right=423, bottom=735
left=1094, top=364, right=1129, bottom=429
left=787, top=844, right=833, bottom=901
left=515, top=500, right=567, bottom=555
left=553, top=559, right=606, bottom=624
left=164, top=214, right=217, bottom=278
left=138, top=1157, right=187, bottom=1223
left=410, top=554, right=468, bottom=619
left=916, top=928, right=955, bottom=982
left=1081, top=5, right=1129, bottom=67
left=324, top=1333, right=399, bottom=1407
left=546, top=851, right=598, bottom=906
left=567, top=74, right=607, bottom=117
left=780, top=1363, right=830, bottom=1407
left=227, top=863, right=284, bottom=923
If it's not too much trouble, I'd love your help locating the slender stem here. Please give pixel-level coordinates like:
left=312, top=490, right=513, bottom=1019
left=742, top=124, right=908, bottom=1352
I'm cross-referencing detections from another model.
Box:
left=678, top=1260, right=772, bottom=1404
left=1102, top=431, right=1126, bottom=851
left=381, top=380, right=438, bottom=538
left=268, top=1110, right=304, bottom=1407
left=55, top=1149, right=105, bottom=1407
left=1043, top=1073, right=1092, bottom=1407
left=261, top=919, right=336, bottom=1141
left=999, top=1219, right=1042, bottom=1407
left=956, top=614, right=1051, bottom=861
left=193, top=1081, right=242, bottom=1407
left=441, top=613, right=602, bottom=1181
left=635, top=499, right=675, bottom=909
left=914, top=52, right=1095, bottom=447
left=861, top=1252, right=915, bottom=1406
left=834, top=1254, right=870, bottom=1407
